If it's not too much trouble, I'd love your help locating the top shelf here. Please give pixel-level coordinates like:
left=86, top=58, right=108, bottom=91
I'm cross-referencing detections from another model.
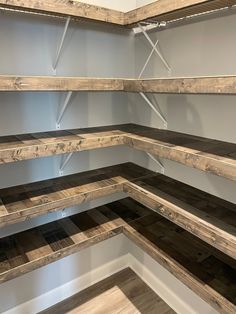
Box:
left=0, top=0, right=235, bottom=27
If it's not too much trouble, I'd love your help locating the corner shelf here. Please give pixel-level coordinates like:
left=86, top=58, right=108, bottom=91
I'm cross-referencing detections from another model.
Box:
left=0, top=198, right=235, bottom=314
left=0, top=125, right=235, bottom=182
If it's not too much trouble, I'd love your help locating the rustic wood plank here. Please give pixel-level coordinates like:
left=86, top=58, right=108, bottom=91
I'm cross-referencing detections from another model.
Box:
left=124, top=76, right=236, bottom=94
left=0, top=198, right=235, bottom=313
left=0, top=124, right=235, bottom=182
left=125, top=0, right=236, bottom=26
left=0, top=163, right=152, bottom=226
left=39, top=268, right=175, bottom=314
left=0, top=76, right=124, bottom=91
left=0, top=0, right=125, bottom=25
left=123, top=174, right=236, bottom=259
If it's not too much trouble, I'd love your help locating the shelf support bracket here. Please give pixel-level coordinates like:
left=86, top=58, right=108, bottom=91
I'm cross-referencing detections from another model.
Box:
left=137, top=23, right=171, bottom=73
left=56, top=91, right=73, bottom=129
left=59, top=152, right=73, bottom=176
left=53, top=16, right=71, bottom=73
left=147, top=152, right=164, bottom=174
left=139, top=92, right=167, bottom=128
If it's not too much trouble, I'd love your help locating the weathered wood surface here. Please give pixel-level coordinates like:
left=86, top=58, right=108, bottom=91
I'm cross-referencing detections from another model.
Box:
left=0, top=76, right=124, bottom=91
left=125, top=0, right=236, bottom=26
left=0, top=0, right=125, bottom=25
left=1, top=76, right=236, bottom=94
left=0, top=162, right=235, bottom=257
left=40, top=268, right=175, bottom=314
left=124, top=175, right=236, bottom=259
left=0, top=163, right=152, bottom=226
left=0, top=0, right=235, bottom=27
left=124, top=76, right=236, bottom=94
left=0, top=198, right=235, bottom=313
left=0, top=124, right=235, bottom=182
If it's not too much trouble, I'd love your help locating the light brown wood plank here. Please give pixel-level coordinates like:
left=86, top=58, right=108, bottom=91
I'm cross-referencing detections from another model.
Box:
left=39, top=268, right=175, bottom=314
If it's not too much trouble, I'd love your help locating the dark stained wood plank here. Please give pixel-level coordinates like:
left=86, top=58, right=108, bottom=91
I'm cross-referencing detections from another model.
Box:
left=0, top=124, right=235, bottom=182
left=0, top=198, right=235, bottom=313
left=0, top=163, right=153, bottom=226
left=124, top=175, right=236, bottom=259
left=39, top=268, right=175, bottom=314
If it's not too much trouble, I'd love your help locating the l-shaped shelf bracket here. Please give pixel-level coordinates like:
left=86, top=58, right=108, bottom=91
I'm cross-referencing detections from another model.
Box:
left=56, top=91, right=73, bottom=129
left=53, top=16, right=71, bottom=74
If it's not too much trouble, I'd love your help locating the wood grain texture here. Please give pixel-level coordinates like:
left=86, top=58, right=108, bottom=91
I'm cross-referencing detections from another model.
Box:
left=0, top=198, right=235, bottom=313
left=0, top=0, right=235, bottom=26
left=0, top=124, right=235, bottom=182
left=124, top=175, right=236, bottom=259
left=40, top=268, right=175, bottom=314
left=125, top=0, right=236, bottom=25
left=0, top=0, right=125, bottom=25
left=0, top=163, right=152, bottom=226
left=124, top=76, right=236, bottom=94
left=1, top=76, right=236, bottom=94
left=0, top=76, right=124, bottom=91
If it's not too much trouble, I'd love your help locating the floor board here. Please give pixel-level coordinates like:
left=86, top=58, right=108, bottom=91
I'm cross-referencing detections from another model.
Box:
left=39, top=268, right=175, bottom=314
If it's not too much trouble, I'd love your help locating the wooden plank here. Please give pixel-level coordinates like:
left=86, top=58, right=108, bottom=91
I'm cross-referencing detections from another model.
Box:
left=125, top=0, right=236, bottom=26
left=0, top=163, right=153, bottom=226
left=39, top=268, right=175, bottom=314
left=124, top=177, right=236, bottom=259
left=124, top=76, right=236, bottom=94
left=0, top=0, right=125, bottom=25
left=0, top=124, right=235, bottom=182
left=0, top=198, right=235, bottom=313
left=0, top=76, right=124, bottom=91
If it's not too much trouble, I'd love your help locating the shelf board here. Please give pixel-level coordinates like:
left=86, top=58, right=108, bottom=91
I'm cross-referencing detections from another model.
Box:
left=0, top=163, right=152, bottom=226
left=0, top=76, right=124, bottom=91
left=0, top=124, right=235, bottom=182
left=0, top=0, right=235, bottom=27
left=1, top=76, right=236, bottom=94
left=0, top=198, right=235, bottom=313
left=0, top=163, right=235, bottom=259
left=124, top=76, right=236, bottom=94
left=125, top=0, right=236, bottom=26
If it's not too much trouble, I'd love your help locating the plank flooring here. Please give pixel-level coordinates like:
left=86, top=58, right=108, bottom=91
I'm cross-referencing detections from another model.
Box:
left=1, top=76, right=236, bottom=94
left=0, top=124, right=235, bottom=182
left=0, top=0, right=235, bottom=26
left=40, top=268, right=175, bottom=314
left=0, top=198, right=235, bottom=313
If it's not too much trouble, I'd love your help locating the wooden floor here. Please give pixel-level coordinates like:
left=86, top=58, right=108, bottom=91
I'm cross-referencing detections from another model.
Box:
left=40, top=268, right=175, bottom=314
left=0, top=124, right=235, bottom=182
left=0, top=198, right=235, bottom=313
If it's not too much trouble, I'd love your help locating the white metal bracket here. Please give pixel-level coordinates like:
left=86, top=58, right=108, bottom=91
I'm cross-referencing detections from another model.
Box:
left=147, top=152, right=164, bottom=174
left=139, top=92, right=167, bottom=129
left=56, top=91, right=73, bottom=129
left=137, top=23, right=171, bottom=73
left=53, top=16, right=71, bottom=74
left=59, top=152, right=73, bottom=176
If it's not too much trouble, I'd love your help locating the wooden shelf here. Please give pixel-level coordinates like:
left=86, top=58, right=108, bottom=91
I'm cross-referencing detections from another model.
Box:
left=0, top=163, right=152, bottom=227
left=0, top=198, right=235, bottom=313
left=124, top=75, right=236, bottom=94
left=125, top=0, right=236, bottom=26
left=0, top=163, right=235, bottom=259
left=0, top=0, right=235, bottom=27
left=1, top=76, right=236, bottom=94
left=0, top=76, right=124, bottom=91
left=0, top=124, right=235, bottom=182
